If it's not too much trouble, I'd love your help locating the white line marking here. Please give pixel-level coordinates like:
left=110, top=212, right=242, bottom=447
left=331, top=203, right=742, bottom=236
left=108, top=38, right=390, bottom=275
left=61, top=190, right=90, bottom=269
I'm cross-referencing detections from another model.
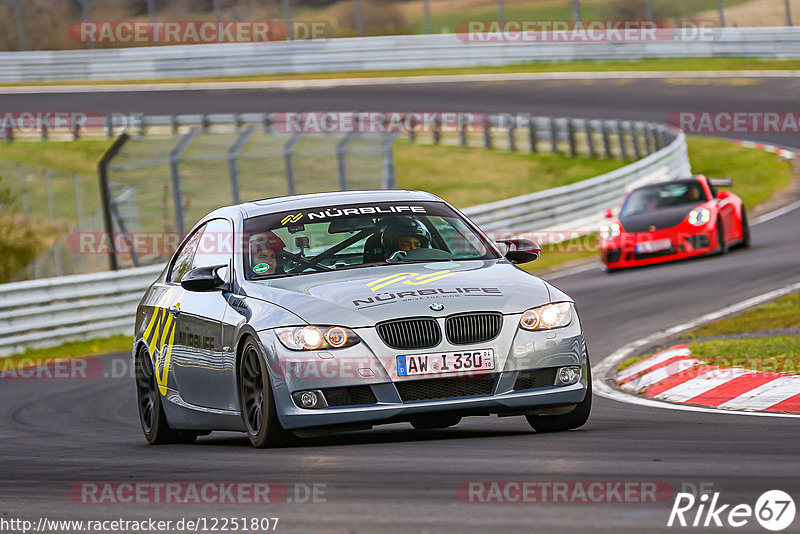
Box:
left=654, top=368, right=757, bottom=403
left=6, top=69, right=800, bottom=94
left=718, top=376, right=800, bottom=410
left=593, top=281, right=800, bottom=418
left=752, top=198, right=800, bottom=225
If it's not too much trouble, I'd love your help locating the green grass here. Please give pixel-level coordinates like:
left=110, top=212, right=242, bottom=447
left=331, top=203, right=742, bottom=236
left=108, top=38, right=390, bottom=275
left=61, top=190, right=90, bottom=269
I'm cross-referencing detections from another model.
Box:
left=3, top=57, right=800, bottom=87
left=689, top=336, right=800, bottom=374
left=394, top=141, right=625, bottom=208
left=1, top=334, right=133, bottom=368
left=687, top=136, right=794, bottom=209
left=685, top=292, right=800, bottom=338
left=0, top=140, right=112, bottom=175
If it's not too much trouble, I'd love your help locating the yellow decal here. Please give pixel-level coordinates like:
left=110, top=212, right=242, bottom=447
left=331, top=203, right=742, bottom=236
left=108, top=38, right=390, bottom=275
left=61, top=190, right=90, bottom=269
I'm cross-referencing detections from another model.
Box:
left=366, top=270, right=456, bottom=292
left=142, top=287, right=181, bottom=396
left=281, top=213, right=303, bottom=225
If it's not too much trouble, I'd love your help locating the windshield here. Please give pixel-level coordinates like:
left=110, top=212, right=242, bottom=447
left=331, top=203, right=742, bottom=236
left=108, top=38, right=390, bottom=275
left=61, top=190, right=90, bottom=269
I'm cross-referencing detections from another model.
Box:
left=242, top=201, right=499, bottom=279
left=620, top=181, right=707, bottom=217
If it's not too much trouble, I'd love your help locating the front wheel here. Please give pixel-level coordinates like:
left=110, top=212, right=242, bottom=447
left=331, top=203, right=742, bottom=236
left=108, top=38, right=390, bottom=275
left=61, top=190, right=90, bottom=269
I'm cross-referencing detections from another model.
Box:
left=526, top=365, right=592, bottom=433
left=716, top=220, right=729, bottom=255
left=135, top=346, right=198, bottom=444
left=739, top=209, right=751, bottom=249
left=238, top=338, right=293, bottom=448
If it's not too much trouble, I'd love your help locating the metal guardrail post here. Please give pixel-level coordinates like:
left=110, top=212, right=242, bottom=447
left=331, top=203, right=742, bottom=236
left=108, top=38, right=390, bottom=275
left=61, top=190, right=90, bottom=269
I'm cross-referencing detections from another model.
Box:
left=432, top=116, right=441, bottom=145
left=459, top=119, right=467, bottom=147
left=585, top=120, right=597, bottom=158
left=507, top=119, right=516, bottom=152
left=528, top=118, right=537, bottom=153
left=104, top=115, right=113, bottom=139
left=423, top=0, right=433, bottom=34
left=549, top=118, right=558, bottom=154
left=483, top=117, right=492, bottom=149
left=109, top=188, right=141, bottom=268
left=171, top=115, right=179, bottom=135
left=98, top=133, right=130, bottom=271
left=169, top=128, right=198, bottom=234
left=632, top=123, right=643, bottom=160
left=227, top=125, right=255, bottom=205
left=567, top=119, right=577, bottom=157
left=337, top=132, right=356, bottom=191
left=282, top=0, right=294, bottom=40
left=201, top=114, right=210, bottom=133
left=601, top=121, right=612, bottom=158
left=40, top=122, right=47, bottom=141
left=264, top=112, right=274, bottom=133
left=616, top=121, right=628, bottom=160
left=284, top=132, right=302, bottom=195
left=138, top=116, right=146, bottom=137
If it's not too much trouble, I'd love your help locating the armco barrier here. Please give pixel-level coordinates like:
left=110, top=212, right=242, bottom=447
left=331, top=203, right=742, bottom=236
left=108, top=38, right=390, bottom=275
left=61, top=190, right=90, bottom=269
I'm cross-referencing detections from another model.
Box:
left=0, top=265, right=163, bottom=357
left=0, top=123, right=690, bottom=357
left=1, top=27, right=800, bottom=82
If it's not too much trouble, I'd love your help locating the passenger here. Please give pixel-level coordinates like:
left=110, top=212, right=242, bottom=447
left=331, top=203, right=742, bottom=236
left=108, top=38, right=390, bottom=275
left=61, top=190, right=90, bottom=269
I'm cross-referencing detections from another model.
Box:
left=249, top=231, right=285, bottom=274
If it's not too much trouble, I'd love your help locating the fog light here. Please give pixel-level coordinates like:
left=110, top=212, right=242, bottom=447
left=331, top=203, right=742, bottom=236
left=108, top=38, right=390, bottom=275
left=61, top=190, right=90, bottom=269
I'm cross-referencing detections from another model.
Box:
left=555, top=366, right=582, bottom=386
left=291, top=390, right=328, bottom=409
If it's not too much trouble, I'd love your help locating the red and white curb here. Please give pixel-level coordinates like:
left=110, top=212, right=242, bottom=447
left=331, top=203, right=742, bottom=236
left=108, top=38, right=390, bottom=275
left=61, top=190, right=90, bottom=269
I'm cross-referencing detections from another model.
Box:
left=616, top=345, right=800, bottom=414
left=728, top=139, right=798, bottom=159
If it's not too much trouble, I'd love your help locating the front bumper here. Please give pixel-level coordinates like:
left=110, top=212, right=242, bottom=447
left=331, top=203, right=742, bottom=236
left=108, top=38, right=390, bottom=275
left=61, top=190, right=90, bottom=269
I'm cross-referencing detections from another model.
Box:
left=257, top=315, right=588, bottom=430
left=601, top=226, right=717, bottom=269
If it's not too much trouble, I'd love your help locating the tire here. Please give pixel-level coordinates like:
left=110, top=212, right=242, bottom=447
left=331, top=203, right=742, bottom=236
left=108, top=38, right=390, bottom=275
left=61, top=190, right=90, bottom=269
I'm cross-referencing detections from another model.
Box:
left=238, top=337, right=293, bottom=448
left=716, top=220, right=729, bottom=255
left=526, top=365, right=592, bottom=433
left=410, top=416, right=461, bottom=430
left=739, top=209, right=751, bottom=249
left=135, top=345, right=198, bottom=445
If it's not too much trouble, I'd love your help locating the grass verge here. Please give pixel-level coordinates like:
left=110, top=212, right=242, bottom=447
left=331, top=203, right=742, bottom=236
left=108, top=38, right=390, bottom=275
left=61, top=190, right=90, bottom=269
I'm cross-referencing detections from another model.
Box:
left=4, top=58, right=800, bottom=87
left=689, top=336, right=800, bottom=375
left=685, top=292, right=800, bottom=338
left=1, top=335, right=133, bottom=371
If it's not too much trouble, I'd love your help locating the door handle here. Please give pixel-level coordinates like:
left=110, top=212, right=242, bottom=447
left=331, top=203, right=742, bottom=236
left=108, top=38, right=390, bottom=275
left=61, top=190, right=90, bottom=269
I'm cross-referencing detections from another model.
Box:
left=167, top=305, right=181, bottom=316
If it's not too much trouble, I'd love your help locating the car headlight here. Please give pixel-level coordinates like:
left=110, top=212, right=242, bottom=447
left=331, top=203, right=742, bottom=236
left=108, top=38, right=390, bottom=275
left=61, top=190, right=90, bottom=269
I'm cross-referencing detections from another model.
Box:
left=275, top=326, right=360, bottom=351
left=600, top=223, right=621, bottom=239
left=519, top=302, right=573, bottom=331
left=688, top=208, right=711, bottom=226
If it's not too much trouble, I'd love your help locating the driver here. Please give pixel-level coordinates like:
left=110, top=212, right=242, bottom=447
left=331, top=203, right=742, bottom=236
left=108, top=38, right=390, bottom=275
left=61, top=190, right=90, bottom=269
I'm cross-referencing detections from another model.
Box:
left=382, top=218, right=431, bottom=255
left=249, top=231, right=285, bottom=274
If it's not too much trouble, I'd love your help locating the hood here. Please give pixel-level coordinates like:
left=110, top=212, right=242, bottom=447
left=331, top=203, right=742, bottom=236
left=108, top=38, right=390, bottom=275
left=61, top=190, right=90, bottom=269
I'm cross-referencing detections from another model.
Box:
left=619, top=204, right=694, bottom=233
left=240, top=260, right=554, bottom=327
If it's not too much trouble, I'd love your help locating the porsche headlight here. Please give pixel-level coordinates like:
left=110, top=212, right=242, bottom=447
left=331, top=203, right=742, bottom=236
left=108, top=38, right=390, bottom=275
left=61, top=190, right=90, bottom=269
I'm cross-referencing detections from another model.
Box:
left=275, top=326, right=360, bottom=351
left=600, top=223, right=621, bottom=239
left=688, top=208, right=711, bottom=226
left=519, top=302, right=573, bottom=331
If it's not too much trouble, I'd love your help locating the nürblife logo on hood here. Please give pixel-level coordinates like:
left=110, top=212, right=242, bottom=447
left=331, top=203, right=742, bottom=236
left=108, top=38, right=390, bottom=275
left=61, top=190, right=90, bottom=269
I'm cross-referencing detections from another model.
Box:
left=353, top=286, right=502, bottom=308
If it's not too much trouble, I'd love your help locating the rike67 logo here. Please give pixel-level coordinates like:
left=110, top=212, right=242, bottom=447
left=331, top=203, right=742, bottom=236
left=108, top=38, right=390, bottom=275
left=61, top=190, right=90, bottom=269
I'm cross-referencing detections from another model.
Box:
left=668, top=489, right=796, bottom=531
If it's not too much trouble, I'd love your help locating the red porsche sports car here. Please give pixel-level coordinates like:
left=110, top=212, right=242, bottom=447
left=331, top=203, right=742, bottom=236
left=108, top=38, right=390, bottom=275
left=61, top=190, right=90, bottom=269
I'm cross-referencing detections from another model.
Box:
left=600, top=175, right=750, bottom=271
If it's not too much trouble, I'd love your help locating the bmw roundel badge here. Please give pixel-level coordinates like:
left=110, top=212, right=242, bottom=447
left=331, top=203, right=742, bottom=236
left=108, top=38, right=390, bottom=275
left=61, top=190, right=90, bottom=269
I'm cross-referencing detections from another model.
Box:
left=429, top=303, right=445, bottom=311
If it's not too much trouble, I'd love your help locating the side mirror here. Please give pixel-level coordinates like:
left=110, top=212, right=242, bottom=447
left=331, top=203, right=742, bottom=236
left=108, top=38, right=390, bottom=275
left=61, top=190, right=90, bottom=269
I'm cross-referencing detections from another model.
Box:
left=181, top=264, right=227, bottom=292
left=604, top=209, right=614, bottom=218
left=716, top=190, right=730, bottom=199
left=499, top=238, right=541, bottom=264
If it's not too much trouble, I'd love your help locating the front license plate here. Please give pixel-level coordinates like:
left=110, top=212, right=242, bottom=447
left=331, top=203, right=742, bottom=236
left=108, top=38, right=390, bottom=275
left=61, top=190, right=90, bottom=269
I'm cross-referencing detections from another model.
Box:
left=397, top=349, right=495, bottom=377
left=636, top=238, right=672, bottom=253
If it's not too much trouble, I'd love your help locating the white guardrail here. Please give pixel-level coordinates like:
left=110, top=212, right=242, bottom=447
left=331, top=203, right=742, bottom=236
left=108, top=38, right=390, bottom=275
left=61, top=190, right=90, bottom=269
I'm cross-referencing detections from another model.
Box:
left=0, top=27, right=800, bottom=82
left=0, top=125, right=690, bottom=357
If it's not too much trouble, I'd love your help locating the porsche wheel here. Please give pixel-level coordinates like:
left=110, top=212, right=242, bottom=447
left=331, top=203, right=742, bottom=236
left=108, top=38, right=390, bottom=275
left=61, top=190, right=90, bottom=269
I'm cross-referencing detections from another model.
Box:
left=526, top=365, right=592, bottom=433
left=238, top=338, right=293, bottom=448
left=716, top=220, right=729, bottom=255
left=740, top=209, right=751, bottom=249
left=135, top=346, right=198, bottom=445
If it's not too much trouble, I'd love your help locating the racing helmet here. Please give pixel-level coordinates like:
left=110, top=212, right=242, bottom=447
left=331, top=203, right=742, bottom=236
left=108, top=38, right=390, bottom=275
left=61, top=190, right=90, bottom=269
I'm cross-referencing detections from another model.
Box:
left=381, top=218, right=431, bottom=251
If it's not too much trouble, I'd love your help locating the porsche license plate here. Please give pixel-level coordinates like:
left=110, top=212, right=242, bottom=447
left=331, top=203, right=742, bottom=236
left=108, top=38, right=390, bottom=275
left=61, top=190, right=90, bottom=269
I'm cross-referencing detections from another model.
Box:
left=397, top=349, right=495, bottom=377
left=636, top=239, right=672, bottom=254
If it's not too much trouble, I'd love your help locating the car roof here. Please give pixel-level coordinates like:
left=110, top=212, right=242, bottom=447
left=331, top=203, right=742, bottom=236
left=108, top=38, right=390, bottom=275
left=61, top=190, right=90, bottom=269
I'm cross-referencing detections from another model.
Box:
left=631, top=176, right=702, bottom=192
left=235, top=189, right=444, bottom=217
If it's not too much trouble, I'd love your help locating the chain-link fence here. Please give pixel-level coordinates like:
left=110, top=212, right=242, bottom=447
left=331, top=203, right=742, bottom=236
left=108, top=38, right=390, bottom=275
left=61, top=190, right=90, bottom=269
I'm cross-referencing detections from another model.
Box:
left=102, top=122, right=395, bottom=269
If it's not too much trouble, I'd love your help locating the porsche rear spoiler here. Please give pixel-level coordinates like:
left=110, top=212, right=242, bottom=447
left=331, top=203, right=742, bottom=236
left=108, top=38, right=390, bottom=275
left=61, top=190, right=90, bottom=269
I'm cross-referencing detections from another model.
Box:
left=709, top=177, right=732, bottom=187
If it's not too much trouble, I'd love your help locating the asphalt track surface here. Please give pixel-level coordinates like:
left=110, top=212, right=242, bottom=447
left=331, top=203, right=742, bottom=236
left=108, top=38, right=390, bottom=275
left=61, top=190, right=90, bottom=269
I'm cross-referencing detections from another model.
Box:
left=2, top=75, right=800, bottom=533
